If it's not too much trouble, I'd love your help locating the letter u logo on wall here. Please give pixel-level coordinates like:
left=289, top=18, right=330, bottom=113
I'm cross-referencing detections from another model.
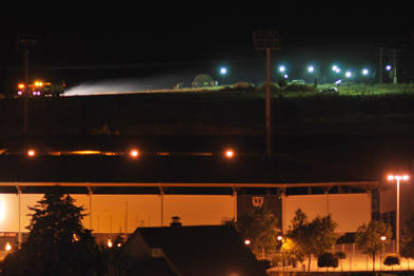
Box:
left=252, top=197, right=264, bottom=208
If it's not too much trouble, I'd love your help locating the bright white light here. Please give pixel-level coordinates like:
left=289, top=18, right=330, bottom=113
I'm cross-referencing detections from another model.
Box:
left=362, top=69, right=369, bottom=76
left=244, top=239, right=251, bottom=245
left=129, top=149, right=140, bottom=158
left=345, top=71, right=352, bottom=78
left=279, top=66, right=286, bottom=73
left=220, top=67, right=228, bottom=75
left=388, top=174, right=410, bottom=182
left=283, top=74, right=289, bottom=79
left=27, top=149, right=36, bottom=157
left=107, top=239, right=113, bottom=248
left=308, top=66, right=314, bottom=73
left=386, top=65, right=392, bottom=71
left=332, top=65, right=338, bottom=72
left=225, top=149, right=235, bottom=159
left=5, top=242, right=11, bottom=252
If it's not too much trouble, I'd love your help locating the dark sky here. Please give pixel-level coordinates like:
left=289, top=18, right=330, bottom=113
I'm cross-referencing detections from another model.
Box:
left=1, top=9, right=413, bottom=90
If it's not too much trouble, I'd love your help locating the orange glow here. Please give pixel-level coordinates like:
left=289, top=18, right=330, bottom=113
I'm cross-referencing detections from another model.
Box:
left=71, top=150, right=102, bottom=155
left=380, top=236, right=387, bottom=241
left=107, top=239, right=113, bottom=248
left=225, top=149, right=235, bottom=159
left=18, top=83, right=25, bottom=89
left=5, top=242, right=11, bottom=252
left=387, top=174, right=410, bottom=182
left=129, top=149, right=140, bottom=158
left=27, top=149, right=36, bottom=157
left=34, top=81, right=43, bottom=87
left=244, top=239, right=251, bottom=246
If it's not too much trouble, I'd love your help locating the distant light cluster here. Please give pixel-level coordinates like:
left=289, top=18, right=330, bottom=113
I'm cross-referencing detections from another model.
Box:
left=18, top=148, right=238, bottom=159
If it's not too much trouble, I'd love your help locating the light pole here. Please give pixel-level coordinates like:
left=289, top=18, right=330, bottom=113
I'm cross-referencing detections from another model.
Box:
left=387, top=174, right=410, bottom=254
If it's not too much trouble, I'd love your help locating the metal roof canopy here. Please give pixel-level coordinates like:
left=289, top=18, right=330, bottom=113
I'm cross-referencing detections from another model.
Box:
left=0, top=181, right=379, bottom=195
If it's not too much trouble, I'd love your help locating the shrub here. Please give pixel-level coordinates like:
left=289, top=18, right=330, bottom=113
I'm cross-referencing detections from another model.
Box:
left=283, top=84, right=317, bottom=93
left=384, top=254, right=400, bottom=269
left=317, top=252, right=339, bottom=269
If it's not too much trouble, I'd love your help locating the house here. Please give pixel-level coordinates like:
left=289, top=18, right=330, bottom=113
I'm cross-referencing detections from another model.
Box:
left=123, top=219, right=268, bottom=276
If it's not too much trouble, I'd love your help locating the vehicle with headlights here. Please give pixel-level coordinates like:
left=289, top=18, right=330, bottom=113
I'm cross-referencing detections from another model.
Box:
left=17, top=81, right=65, bottom=97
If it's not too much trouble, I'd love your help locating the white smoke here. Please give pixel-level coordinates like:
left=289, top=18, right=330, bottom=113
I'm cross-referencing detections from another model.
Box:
left=62, top=74, right=194, bottom=97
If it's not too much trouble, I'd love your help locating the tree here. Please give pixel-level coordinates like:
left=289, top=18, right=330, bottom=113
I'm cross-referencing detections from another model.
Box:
left=334, top=251, right=346, bottom=271
left=384, top=254, right=400, bottom=270
left=317, top=252, right=338, bottom=271
left=401, top=214, right=414, bottom=263
left=0, top=189, right=103, bottom=276
left=287, top=209, right=338, bottom=272
left=355, top=220, right=392, bottom=273
left=237, top=207, right=279, bottom=257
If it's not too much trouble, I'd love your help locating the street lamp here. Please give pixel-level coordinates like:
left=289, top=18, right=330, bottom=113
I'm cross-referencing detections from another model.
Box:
left=387, top=174, right=410, bottom=254
left=220, top=67, right=228, bottom=76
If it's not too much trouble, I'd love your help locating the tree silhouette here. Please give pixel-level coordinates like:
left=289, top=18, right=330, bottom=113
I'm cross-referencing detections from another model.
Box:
left=0, top=189, right=103, bottom=276
left=287, top=209, right=338, bottom=272
left=237, top=207, right=279, bottom=257
left=355, top=220, right=392, bottom=273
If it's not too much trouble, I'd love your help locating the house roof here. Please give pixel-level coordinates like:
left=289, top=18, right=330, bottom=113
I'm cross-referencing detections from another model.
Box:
left=132, top=225, right=268, bottom=276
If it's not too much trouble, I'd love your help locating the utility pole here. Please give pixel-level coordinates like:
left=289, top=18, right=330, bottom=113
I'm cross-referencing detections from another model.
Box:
left=253, top=30, right=281, bottom=158
left=390, top=49, right=400, bottom=85
left=377, top=47, right=386, bottom=84
left=17, top=35, right=39, bottom=135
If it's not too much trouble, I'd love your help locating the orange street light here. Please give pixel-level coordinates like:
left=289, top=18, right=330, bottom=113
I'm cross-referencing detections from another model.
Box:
left=225, top=149, right=235, bottom=159
left=27, top=149, right=36, bottom=157
left=387, top=174, right=410, bottom=254
left=129, top=149, right=140, bottom=158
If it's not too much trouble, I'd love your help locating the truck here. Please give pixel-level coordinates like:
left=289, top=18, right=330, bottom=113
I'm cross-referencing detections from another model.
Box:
left=17, top=80, right=65, bottom=97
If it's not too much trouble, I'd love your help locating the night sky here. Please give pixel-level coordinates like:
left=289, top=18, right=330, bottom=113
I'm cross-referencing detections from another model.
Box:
left=1, top=9, right=413, bottom=92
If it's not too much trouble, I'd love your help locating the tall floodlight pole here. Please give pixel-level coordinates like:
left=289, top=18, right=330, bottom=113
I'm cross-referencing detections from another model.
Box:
left=17, top=35, right=39, bottom=135
left=254, top=30, right=281, bottom=158
left=387, top=174, right=410, bottom=254
left=377, top=47, right=385, bottom=84
left=390, top=49, right=400, bottom=85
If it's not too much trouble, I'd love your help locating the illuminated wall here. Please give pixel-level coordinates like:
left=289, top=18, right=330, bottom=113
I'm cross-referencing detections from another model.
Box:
left=0, top=194, right=236, bottom=234
left=282, top=193, right=372, bottom=234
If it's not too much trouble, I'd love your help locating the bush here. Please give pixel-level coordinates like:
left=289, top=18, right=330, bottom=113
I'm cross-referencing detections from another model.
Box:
left=283, top=84, right=317, bottom=93
left=317, top=252, right=339, bottom=269
left=384, top=254, right=400, bottom=268
left=256, top=83, right=280, bottom=93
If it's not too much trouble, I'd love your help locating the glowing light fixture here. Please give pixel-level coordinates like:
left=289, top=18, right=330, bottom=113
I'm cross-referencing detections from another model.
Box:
left=225, top=149, right=235, bottom=159
left=5, top=242, right=11, bottom=252
left=220, top=67, right=228, bottom=75
left=107, top=239, right=113, bottom=248
left=387, top=173, right=410, bottom=254
left=129, top=149, right=140, bottom=158
left=244, top=239, right=251, bottom=246
left=27, top=149, right=36, bottom=157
